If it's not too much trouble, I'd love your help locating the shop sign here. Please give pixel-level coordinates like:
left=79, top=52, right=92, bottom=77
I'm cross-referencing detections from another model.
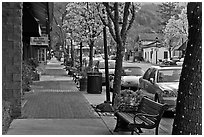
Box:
left=30, top=34, right=48, bottom=45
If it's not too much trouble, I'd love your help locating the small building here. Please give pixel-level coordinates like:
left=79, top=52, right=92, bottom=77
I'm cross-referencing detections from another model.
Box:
left=142, top=42, right=169, bottom=64
left=139, top=33, right=168, bottom=64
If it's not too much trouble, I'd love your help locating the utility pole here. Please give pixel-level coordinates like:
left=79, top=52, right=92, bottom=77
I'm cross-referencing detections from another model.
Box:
left=155, top=37, right=158, bottom=64
left=80, top=41, right=83, bottom=71
left=103, top=11, right=110, bottom=103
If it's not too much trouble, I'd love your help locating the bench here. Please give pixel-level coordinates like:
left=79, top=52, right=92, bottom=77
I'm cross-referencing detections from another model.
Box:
left=114, top=97, right=168, bottom=135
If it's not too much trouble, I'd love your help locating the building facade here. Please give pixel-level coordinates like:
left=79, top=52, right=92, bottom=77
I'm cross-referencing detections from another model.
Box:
left=143, top=45, right=169, bottom=64
left=2, top=2, right=53, bottom=118
left=2, top=2, right=23, bottom=118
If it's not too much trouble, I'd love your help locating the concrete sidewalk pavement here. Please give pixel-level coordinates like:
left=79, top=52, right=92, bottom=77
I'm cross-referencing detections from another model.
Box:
left=7, top=57, right=113, bottom=135
left=7, top=119, right=112, bottom=135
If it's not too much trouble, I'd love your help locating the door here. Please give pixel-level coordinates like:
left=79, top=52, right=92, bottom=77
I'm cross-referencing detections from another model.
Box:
left=38, top=48, right=46, bottom=62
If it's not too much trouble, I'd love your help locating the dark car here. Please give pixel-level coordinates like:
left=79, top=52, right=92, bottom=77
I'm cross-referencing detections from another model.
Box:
left=139, top=66, right=182, bottom=112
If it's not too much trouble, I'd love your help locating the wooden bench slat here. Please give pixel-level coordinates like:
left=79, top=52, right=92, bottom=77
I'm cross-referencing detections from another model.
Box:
left=137, top=115, right=155, bottom=126
left=139, top=102, right=163, bottom=114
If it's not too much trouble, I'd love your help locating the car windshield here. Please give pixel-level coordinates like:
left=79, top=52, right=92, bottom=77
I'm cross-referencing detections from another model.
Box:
left=157, top=69, right=181, bottom=82
left=122, top=67, right=144, bottom=76
left=99, top=61, right=115, bottom=69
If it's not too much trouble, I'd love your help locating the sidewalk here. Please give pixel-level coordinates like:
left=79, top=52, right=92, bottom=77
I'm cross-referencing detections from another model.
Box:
left=7, top=57, right=112, bottom=135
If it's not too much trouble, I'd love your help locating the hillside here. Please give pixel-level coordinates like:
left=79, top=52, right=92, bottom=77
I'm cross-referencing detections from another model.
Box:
left=127, top=3, right=163, bottom=50
left=134, top=3, right=163, bottom=33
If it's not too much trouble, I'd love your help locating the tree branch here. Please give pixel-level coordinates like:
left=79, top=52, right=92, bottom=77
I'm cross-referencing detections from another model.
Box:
left=57, top=8, right=63, bottom=15
left=127, top=3, right=136, bottom=31
left=97, top=5, right=108, bottom=26
left=53, top=15, right=59, bottom=26
left=107, top=16, right=117, bottom=41
left=120, top=2, right=131, bottom=39
left=113, top=2, right=121, bottom=43
left=103, top=2, right=115, bottom=23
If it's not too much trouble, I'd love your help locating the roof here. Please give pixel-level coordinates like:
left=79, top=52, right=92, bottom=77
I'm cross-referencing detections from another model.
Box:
left=139, top=33, right=163, bottom=42
left=177, top=40, right=188, bottom=50
left=122, top=66, right=142, bottom=69
left=150, top=65, right=182, bottom=70
left=142, top=41, right=163, bottom=48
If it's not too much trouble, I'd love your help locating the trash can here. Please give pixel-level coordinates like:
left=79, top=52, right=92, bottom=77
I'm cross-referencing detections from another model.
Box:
left=87, top=72, right=102, bottom=94
left=79, top=78, right=87, bottom=91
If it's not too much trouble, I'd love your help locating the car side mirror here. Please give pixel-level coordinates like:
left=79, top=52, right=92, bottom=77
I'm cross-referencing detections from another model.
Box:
left=150, top=78, right=155, bottom=84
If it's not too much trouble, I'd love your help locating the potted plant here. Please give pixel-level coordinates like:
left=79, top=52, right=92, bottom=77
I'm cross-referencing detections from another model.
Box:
left=113, top=89, right=143, bottom=113
left=79, top=67, right=88, bottom=91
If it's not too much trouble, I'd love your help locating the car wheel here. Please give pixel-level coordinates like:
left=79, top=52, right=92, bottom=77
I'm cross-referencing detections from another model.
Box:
left=154, top=94, right=160, bottom=103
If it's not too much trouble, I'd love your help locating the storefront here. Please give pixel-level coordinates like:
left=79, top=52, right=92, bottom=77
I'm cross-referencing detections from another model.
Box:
left=30, top=34, right=49, bottom=63
left=22, top=2, right=53, bottom=62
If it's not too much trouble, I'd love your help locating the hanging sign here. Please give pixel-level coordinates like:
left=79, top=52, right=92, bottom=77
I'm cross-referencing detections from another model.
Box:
left=30, top=34, right=48, bottom=45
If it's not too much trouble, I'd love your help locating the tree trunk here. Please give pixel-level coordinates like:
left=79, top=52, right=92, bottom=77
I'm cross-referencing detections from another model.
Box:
left=172, top=2, right=202, bottom=135
left=112, top=42, right=124, bottom=105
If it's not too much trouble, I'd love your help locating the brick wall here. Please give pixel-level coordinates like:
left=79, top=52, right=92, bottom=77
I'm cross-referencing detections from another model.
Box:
left=2, top=2, right=23, bottom=118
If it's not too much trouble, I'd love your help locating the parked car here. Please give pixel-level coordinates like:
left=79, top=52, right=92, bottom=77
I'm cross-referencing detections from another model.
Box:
left=109, top=54, right=116, bottom=60
left=98, top=60, right=116, bottom=85
left=121, top=66, right=144, bottom=91
left=139, top=65, right=182, bottom=112
left=162, top=56, right=181, bottom=66
left=176, top=57, right=184, bottom=66
left=170, top=56, right=180, bottom=64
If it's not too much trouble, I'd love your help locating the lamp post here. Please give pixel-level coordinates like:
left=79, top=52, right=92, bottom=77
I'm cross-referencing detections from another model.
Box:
left=155, top=37, right=158, bottom=64
left=102, top=9, right=110, bottom=103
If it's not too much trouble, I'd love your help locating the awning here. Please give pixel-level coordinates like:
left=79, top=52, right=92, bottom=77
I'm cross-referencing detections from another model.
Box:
left=23, top=5, right=41, bottom=37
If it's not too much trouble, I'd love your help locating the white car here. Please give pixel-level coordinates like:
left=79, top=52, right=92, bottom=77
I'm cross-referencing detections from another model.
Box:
left=121, top=66, right=144, bottom=91
left=139, top=66, right=182, bottom=112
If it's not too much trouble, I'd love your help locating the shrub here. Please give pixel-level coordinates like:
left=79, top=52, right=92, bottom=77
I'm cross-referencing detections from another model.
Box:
left=2, top=100, right=12, bottom=134
left=26, top=58, right=39, bottom=69
left=22, top=61, right=34, bottom=94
